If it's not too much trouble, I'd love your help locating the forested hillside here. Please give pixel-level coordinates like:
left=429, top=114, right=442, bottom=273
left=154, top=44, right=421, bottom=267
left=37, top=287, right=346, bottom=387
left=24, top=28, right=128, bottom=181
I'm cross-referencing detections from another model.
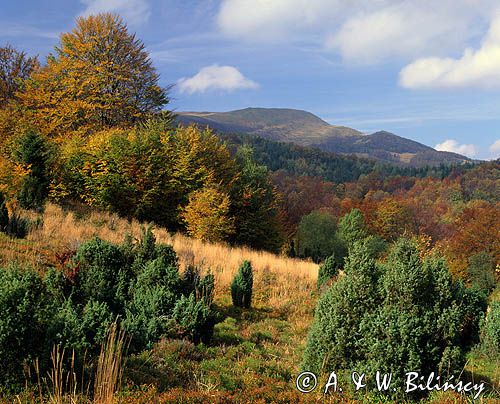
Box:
left=178, top=108, right=472, bottom=167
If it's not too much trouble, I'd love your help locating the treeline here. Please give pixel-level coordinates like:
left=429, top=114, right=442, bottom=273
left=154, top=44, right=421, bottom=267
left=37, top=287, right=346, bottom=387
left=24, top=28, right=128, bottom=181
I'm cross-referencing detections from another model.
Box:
left=0, top=14, right=282, bottom=251
left=0, top=12, right=497, bottom=284
left=221, top=132, right=468, bottom=184
left=278, top=161, right=499, bottom=291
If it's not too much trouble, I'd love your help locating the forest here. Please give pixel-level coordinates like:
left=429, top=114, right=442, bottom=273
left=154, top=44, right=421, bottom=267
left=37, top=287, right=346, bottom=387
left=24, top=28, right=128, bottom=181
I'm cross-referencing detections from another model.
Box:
left=0, top=12, right=498, bottom=403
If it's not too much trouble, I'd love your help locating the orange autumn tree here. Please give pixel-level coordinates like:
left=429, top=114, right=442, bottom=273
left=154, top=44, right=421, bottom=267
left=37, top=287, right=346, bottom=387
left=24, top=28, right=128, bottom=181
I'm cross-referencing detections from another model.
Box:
left=19, top=13, right=168, bottom=138
left=372, top=198, right=415, bottom=241
left=444, top=200, right=500, bottom=279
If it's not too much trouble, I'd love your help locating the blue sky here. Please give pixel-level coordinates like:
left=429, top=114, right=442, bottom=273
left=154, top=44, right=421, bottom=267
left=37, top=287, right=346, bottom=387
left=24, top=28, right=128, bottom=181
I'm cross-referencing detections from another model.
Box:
left=2, top=0, right=500, bottom=159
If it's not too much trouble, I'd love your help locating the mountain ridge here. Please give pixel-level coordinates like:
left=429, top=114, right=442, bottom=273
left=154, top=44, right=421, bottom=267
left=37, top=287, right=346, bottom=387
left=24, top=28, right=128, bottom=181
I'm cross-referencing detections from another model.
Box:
left=176, top=107, right=471, bottom=167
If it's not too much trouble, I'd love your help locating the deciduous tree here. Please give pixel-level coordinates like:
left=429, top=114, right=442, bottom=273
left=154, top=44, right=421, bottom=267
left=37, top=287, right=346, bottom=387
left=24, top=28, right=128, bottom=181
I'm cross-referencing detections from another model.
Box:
left=19, top=13, right=168, bottom=137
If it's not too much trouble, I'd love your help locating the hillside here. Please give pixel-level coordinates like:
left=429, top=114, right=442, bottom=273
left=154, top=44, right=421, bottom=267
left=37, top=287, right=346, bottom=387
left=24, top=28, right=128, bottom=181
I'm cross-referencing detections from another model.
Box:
left=177, top=108, right=471, bottom=167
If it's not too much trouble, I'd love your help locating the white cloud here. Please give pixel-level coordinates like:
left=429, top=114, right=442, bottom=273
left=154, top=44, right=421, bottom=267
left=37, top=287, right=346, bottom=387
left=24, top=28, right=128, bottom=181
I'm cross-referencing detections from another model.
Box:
left=326, top=3, right=468, bottom=64
left=216, top=0, right=497, bottom=64
left=79, top=0, right=150, bottom=25
left=177, top=65, right=259, bottom=94
left=435, top=139, right=477, bottom=157
left=400, top=14, right=500, bottom=89
left=489, top=139, right=500, bottom=157
left=217, top=0, right=339, bottom=42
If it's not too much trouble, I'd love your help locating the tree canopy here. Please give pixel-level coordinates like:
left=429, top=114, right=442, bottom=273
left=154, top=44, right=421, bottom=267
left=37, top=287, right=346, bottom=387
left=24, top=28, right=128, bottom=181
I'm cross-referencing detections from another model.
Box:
left=19, top=13, right=168, bottom=137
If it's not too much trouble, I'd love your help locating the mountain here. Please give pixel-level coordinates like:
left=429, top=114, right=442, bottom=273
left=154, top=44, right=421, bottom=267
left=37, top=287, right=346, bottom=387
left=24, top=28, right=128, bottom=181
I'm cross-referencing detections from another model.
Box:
left=176, top=108, right=470, bottom=167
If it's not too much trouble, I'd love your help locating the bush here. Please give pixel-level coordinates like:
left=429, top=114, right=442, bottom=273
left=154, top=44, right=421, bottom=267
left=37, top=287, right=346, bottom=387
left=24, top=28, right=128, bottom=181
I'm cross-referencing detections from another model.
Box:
left=317, top=255, right=340, bottom=289
left=303, top=238, right=487, bottom=397
left=480, top=301, right=500, bottom=357
left=0, top=232, right=223, bottom=392
left=172, top=293, right=218, bottom=343
left=124, top=257, right=182, bottom=350
left=231, top=261, right=253, bottom=308
left=337, top=208, right=368, bottom=249
left=182, top=265, right=215, bottom=304
left=0, top=266, right=47, bottom=388
left=5, top=211, right=31, bottom=238
left=467, top=252, right=496, bottom=294
left=74, top=237, right=130, bottom=313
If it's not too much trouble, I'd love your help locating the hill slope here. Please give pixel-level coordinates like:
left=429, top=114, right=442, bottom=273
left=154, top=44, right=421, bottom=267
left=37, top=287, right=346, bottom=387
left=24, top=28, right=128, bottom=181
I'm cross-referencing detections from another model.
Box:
left=177, top=108, right=470, bottom=167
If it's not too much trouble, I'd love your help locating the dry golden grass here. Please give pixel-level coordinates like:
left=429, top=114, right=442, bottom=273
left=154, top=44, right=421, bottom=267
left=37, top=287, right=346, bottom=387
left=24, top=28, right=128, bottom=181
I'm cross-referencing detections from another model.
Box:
left=22, top=203, right=317, bottom=308
left=94, top=323, right=128, bottom=404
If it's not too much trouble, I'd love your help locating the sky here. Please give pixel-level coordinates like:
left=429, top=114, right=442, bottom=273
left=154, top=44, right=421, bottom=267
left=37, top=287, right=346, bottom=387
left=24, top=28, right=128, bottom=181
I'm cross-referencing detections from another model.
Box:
left=2, top=0, right=500, bottom=160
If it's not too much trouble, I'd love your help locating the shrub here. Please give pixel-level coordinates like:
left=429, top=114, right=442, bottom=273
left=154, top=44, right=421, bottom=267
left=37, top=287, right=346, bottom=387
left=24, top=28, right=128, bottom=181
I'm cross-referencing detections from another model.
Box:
left=467, top=252, right=496, bottom=294
left=172, top=293, right=218, bottom=343
left=303, top=238, right=487, bottom=397
left=337, top=208, right=368, bottom=249
left=124, top=257, right=182, bottom=350
left=5, top=211, right=31, bottom=238
left=182, top=265, right=215, bottom=304
left=74, top=237, right=130, bottom=314
left=231, top=261, right=253, bottom=308
left=317, top=255, right=340, bottom=289
left=0, top=266, right=47, bottom=388
left=480, top=301, right=500, bottom=357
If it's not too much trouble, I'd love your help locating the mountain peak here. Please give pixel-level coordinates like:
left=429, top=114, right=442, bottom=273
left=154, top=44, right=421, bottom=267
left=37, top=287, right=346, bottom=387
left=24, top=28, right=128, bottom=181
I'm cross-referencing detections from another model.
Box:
left=176, top=107, right=470, bottom=167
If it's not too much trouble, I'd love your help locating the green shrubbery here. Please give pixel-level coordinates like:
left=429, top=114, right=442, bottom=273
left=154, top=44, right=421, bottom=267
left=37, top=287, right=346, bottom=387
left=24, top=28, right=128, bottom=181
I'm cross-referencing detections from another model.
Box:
left=467, top=252, right=496, bottom=294
left=303, top=238, right=487, bottom=397
left=480, top=301, right=500, bottom=357
left=13, top=130, right=50, bottom=210
left=296, top=210, right=344, bottom=262
left=317, top=255, right=340, bottom=289
left=231, top=261, right=253, bottom=308
left=0, top=266, right=47, bottom=388
left=0, top=227, right=220, bottom=388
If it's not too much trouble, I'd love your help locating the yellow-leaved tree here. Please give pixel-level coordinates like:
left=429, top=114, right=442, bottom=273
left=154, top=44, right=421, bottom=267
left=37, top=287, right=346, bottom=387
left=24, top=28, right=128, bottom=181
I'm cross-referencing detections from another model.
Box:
left=182, top=185, right=236, bottom=243
left=19, top=13, right=168, bottom=138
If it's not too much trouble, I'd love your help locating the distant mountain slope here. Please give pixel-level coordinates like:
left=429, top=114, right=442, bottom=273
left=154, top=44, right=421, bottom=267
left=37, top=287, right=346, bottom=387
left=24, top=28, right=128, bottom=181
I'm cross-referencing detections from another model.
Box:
left=177, top=108, right=471, bottom=167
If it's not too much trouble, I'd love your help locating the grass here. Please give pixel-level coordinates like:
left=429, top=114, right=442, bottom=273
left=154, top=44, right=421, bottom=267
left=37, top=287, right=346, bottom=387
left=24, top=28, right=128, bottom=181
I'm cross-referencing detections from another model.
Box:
left=0, top=204, right=499, bottom=403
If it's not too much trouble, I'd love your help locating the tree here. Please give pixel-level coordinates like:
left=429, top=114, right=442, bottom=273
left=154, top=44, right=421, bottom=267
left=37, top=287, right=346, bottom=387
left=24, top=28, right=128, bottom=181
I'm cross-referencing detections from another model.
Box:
left=54, top=124, right=237, bottom=230
left=337, top=208, right=368, bottom=249
left=182, top=185, right=235, bottom=243
left=0, top=192, right=8, bottom=231
left=480, top=301, right=500, bottom=357
left=296, top=210, right=344, bottom=262
left=303, top=238, right=486, bottom=397
left=445, top=200, right=500, bottom=279
left=12, top=130, right=50, bottom=209
left=0, top=45, right=39, bottom=107
left=373, top=198, right=415, bottom=241
left=317, top=255, right=340, bottom=289
left=230, top=146, right=283, bottom=252
left=467, top=252, right=496, bottom=294
left=231, top=261, right=253, bottom=308
left=19, top=13, right=168, bottom=137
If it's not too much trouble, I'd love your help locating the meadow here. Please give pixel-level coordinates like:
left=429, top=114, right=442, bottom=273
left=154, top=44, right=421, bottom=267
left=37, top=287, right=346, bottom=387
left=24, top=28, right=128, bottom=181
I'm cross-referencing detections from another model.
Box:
left=0, top=203, right=497, bottom=403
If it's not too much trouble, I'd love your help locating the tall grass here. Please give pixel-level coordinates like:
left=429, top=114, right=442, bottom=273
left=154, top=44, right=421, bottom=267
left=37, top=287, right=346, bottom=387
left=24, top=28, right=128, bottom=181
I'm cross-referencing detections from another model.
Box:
left=22, top=203, right=318, bottom=310
left=93, top=322, right=128, bottom=404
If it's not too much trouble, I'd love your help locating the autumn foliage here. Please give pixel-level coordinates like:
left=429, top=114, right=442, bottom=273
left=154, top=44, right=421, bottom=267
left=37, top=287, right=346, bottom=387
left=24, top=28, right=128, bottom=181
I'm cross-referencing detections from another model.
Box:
left=18, top=13, right=168, bottom=138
